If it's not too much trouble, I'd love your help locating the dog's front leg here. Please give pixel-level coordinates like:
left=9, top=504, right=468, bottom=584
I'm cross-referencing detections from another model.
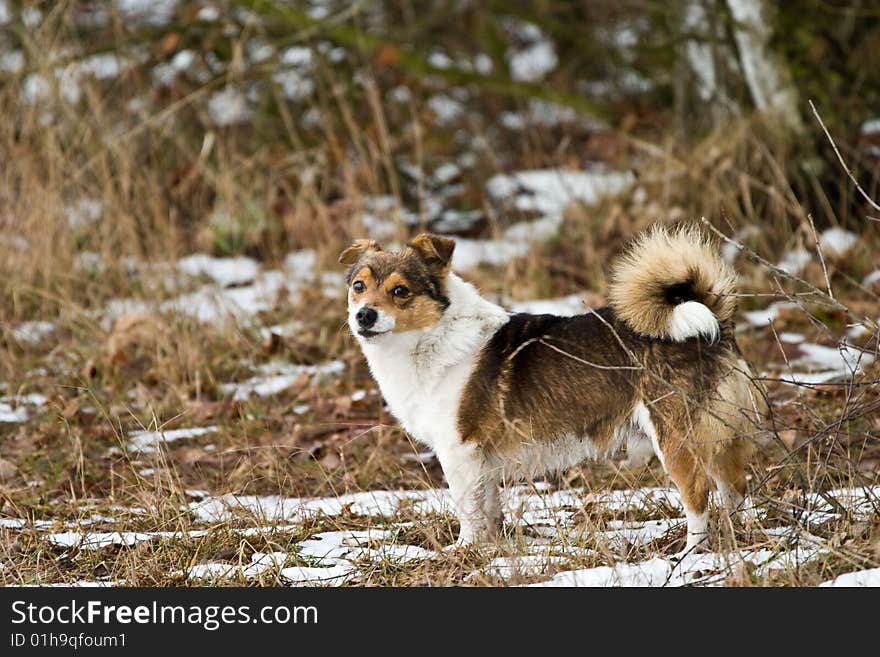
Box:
left=435, top=439, right=498, bottom=545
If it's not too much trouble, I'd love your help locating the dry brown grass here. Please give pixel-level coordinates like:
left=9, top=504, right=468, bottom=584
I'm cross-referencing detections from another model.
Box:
left=0, top=3, right=878, bottom=587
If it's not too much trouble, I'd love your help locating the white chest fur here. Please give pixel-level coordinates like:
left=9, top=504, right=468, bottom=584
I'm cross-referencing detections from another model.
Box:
left=357, top=274, right=509, bottom=450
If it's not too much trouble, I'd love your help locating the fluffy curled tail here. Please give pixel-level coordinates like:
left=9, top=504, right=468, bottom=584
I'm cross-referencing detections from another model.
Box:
left=608, top=225, right=737, bottom=342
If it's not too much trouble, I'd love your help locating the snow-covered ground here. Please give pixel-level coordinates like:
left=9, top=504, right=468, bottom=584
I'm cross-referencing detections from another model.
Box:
left=3, top=483, right=876, bottom=586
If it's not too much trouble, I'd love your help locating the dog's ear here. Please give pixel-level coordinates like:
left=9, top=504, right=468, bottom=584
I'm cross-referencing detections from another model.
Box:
left=408, top=234, right=455, bottom=273
left=338, top=239, right=381, bottom=265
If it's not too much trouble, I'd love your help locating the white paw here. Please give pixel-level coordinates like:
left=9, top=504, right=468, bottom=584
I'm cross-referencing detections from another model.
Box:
left=682, top=533, right=710, bottom=555
left=441, top=531, right=477, bottom=552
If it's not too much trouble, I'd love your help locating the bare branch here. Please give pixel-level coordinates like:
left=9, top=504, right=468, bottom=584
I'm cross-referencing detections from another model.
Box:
left=701, top=217, right=871, bottom=329
left=806, top=213, right=834, bottom=300
left=809, top=99, right=880, bottom=212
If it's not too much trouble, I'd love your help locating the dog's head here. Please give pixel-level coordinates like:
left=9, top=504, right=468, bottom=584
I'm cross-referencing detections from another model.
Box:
left=339, top=234, right=455, bottom=341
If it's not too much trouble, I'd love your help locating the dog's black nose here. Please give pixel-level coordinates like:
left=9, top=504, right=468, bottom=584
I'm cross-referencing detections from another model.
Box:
left=356, top=307, right=378, bottom=328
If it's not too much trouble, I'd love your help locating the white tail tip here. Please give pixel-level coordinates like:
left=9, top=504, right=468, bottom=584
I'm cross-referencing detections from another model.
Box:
left=668, top=301, right=720, bottom=342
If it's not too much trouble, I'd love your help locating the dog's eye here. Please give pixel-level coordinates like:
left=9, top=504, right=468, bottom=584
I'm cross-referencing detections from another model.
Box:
left=352, top=280, right=365, bottom=293
left=391, top=285, right=410, bottom=298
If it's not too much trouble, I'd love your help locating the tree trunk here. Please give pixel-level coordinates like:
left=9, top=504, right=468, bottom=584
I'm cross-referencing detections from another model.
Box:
left=726, top=0, right=804, bottom=134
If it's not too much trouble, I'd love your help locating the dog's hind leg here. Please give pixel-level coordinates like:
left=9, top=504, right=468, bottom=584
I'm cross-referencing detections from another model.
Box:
left=634, top=402, right=711, bottom=552
left=708, top=438, right=757, bottom=528
left=706, top=365, right=762, bottom=527
left=663, top=443, right=711, bottom=554
left=435, top=439, right=499, bottom=545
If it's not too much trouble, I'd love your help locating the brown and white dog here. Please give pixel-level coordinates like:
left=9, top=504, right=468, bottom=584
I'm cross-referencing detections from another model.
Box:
left=340, top=226, right=762, bottom=552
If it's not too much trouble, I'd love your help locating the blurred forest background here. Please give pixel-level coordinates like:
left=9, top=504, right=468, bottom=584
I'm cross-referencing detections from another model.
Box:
left=0, top=1, right=878, bottom=586
left=2, top=0, right=878, bottom=288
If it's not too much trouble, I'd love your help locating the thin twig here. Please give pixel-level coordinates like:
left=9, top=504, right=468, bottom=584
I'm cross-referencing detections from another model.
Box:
left=701, top=217, right=866, bottom=327
left=806, top=213, right=834, bottom=300
left=536, top=338, right=643, bottom=371
left=809, top=99, right=880, bottom=212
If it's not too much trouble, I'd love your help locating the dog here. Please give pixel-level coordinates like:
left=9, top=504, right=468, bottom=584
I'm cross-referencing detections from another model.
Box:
left=340, top=226, right=763, bottom=552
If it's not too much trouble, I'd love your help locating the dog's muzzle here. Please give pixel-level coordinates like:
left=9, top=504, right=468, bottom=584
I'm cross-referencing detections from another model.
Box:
left=352, top=305, right=392, bottom=338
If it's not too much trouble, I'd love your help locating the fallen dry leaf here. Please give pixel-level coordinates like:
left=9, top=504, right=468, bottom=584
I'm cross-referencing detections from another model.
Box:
left=319, top=450, right=342, bottom=469
left=777, top=430, right=798, bottom=450
left=187, top=398, right=238, bottom=423
left=0, top=457, right=18, bottom=482
left=105, top=312, right=166, bottom=368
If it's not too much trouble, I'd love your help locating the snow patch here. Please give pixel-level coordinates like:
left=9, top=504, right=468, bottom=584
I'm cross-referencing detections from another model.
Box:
left=488, top=169, right=633, bottom=214
left=721, top=225, right=760, bottom=264
left=0, top=50, right=24, bottom=74
left=117, top=0, right=178, bottom=27
left=602, top=518, right=678, bottom=547
left=178, top=254, right=259, bottom=288
left=22, top=74, right=50, bottom=104
left=190, top=489, right=451, bottom=524
left=476, top=554, right=569, bottom=580
left=153, top=49, right=197, bottom=86
left=161, top=270, right=286, bottom=323
left=506, top=23, right=558, bottom=83
left=184, top=552, right=289, bottom=581
left=508, top=294, right=587, bottom=317
left=741, top=302, right=794, bottom=327
left=530, top=552, right=732, bottom=587
left=795, top=343, right=873, bottom=372
left=197, top=5, right=219, bottom=21
left=21, top=6, right=41, bottom=28
left=0, top=404, right=29, bottom=423
left=48, top=529, right=208, bottom=550
left=776, top=342, right=875, bottom=384
left=433, top=163, right=461, bottom=185
left=473, top=53, right=493, bottom=75
left=820, top=567, right=880, bottom=587
left=819, top=228, right=858, bottom=257
left=500, top=99, right=581, bottom=131
left=427, top=95, right=465, bottom=125
left=428, top=50, right=453, bottom=70
left=451, top=239, right=531, bottom=270
left=11, top=321, right=55, bottom=344
left=77, top=53, right=128, bottom=80
left=0, top=394, right=47, bottom=423
left=208, top=88, right=252, bottom=126
left=281, top=562, right=352, bottom=586
left=128, top=426, right=219, bottom=453
left=102, top=248, right=331, bottom=328
left=777, top=248, right=811, bottom=276
left=219, top=360, right=344, bottom=401
left=451, top=168, right=632, bottom=269
left=67, top=198, right=103, bottom=230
